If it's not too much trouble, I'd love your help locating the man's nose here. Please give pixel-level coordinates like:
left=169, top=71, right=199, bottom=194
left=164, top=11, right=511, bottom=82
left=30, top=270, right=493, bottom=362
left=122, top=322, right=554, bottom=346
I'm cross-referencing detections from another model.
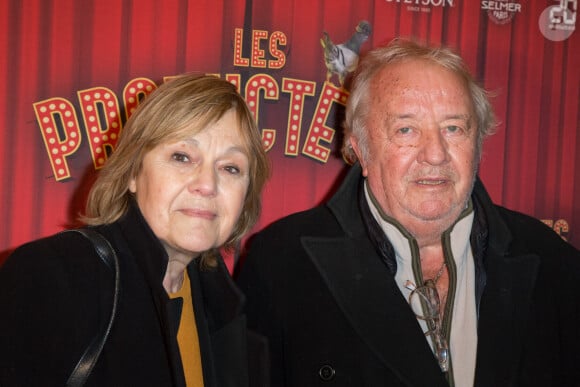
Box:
left=417, top=130, right=448, bottom=165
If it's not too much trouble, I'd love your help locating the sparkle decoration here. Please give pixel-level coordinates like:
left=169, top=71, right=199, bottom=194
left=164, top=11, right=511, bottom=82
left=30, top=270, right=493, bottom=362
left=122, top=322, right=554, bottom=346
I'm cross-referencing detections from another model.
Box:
left=78, top=88, right=123, bottom=170
left=244, top=73, right=280, bottom=151
left=123, top=78, right=157, bottom=121
left=33, top=98, right=82, bottom=181
left=302, top=82, right=348, bottom=163
left=282, top=78, right=316, bottom=156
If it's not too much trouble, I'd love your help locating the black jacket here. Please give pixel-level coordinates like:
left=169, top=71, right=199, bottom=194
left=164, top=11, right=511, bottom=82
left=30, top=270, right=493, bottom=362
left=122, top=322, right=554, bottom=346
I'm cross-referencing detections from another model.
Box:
left=0, top=202, right=267, bottom=387
left=237, top=164, right=580, bottom=387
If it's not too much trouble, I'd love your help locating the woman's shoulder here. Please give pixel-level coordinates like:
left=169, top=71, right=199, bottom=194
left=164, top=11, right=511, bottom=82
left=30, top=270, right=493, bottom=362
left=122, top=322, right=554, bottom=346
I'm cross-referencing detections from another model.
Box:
left=0, top=229, right=112, bottom=294
left=0, top=229, right=117, bottom=384
left=6, top=230, right=95, bottom=265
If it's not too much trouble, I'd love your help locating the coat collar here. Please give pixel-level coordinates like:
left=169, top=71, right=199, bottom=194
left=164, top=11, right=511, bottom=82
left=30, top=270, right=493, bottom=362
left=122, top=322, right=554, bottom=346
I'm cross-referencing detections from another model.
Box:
left=108, top=201, right=186, bottom=386
left=470, top=179, right=540, bottom=386
left=111, top=201, right=248, bottom=387
left=307, top=164, right=449, bottom=385
left=114, top=200, right=246, bottom=329
left=115, top=200, right=170, bottom=292
left=303, top=233, right=450, bottom=385
left=308, top=164, right=540, bottom=386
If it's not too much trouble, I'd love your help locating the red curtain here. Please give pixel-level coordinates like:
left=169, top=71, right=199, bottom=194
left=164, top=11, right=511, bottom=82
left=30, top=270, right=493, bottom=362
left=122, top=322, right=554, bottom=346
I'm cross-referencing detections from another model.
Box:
left=1, top=0, right=579, bottom=268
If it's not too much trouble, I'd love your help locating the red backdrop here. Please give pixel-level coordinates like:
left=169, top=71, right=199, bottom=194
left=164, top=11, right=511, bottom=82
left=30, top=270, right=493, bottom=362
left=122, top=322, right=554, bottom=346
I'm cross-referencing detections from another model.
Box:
left=1, top=0, right=579, bottom=271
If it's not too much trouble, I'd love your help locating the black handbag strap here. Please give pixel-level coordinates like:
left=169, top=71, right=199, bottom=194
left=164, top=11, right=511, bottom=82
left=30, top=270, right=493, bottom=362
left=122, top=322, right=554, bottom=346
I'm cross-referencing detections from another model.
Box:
left=65, top=228, right=121, bottom=387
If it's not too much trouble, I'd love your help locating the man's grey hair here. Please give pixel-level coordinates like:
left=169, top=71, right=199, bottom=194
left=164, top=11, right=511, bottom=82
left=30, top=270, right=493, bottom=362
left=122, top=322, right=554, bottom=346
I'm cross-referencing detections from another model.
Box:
left=342, top=38, right=496, bottom=165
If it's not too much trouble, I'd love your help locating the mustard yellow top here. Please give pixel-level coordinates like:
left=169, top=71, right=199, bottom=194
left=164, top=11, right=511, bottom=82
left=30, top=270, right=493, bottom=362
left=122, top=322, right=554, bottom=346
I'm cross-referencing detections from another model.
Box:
left=169, top=269, right=204, bottom=387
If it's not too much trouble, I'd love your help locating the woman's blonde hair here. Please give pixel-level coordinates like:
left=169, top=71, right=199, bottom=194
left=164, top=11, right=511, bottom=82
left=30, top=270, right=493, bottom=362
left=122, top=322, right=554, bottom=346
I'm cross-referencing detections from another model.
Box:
left=83, top=74, right=270, bottom=267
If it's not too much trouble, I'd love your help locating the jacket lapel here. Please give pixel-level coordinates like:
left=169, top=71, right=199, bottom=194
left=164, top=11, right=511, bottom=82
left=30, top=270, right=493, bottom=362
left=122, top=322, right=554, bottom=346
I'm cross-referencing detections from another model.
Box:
left=474, top=249, right=539, bottom=386
left=303, top=234, right=449, bottom=387
left=111, top=205, right=187, bottom=387
left=163, top=297, right=188, bottom=387
left=196, top=259, right=251, bottom=387
left=472, top=178, right=540, bottom=386
left=301, top=164, right=447, bottom=386
left=309, top=166, right=542, bottom=386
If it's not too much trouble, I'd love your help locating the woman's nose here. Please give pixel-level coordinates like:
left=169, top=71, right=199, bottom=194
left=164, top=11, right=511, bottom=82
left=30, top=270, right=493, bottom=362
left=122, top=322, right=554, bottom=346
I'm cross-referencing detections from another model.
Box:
left=189, top=165, right=217, bottom=196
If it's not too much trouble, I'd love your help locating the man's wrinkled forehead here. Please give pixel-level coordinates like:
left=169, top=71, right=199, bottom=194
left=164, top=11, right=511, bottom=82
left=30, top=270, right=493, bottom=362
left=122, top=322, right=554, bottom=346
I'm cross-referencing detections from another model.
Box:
left=369, top=59, right=475, bottom=113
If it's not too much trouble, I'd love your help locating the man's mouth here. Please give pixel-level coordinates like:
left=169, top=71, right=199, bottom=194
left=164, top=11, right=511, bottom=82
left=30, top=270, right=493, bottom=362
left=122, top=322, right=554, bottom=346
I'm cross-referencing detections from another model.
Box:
left=416, top=179, right=447, bottom=185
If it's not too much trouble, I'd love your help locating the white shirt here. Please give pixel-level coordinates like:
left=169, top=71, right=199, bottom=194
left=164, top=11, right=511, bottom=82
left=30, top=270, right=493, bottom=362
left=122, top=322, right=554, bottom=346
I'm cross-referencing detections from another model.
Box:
left=364, top=182, right=478, bottom=387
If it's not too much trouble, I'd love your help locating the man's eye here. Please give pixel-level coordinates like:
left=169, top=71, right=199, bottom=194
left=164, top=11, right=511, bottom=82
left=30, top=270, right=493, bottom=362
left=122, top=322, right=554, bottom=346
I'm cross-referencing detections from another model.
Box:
left=445, top=125, right=463, bottom=135
left=172, top=153, right=190, bottom=163
left=398, top=127, right=412, bottom=135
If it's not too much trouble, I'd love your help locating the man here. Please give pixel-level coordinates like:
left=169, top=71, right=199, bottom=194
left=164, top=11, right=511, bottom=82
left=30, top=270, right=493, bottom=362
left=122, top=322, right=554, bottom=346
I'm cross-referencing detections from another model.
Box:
left=237, top=39, right=580, bottom=386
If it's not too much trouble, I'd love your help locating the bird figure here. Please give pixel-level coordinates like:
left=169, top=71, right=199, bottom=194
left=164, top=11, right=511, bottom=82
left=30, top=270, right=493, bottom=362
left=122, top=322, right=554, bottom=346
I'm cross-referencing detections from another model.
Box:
left=320, top=20, right=372, bottom=86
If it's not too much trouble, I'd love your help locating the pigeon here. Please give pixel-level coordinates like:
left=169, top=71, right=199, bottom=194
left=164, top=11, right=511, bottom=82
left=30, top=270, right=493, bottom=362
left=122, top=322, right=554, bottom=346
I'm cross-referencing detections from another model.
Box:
left=320, top=20, right=372, bottom=86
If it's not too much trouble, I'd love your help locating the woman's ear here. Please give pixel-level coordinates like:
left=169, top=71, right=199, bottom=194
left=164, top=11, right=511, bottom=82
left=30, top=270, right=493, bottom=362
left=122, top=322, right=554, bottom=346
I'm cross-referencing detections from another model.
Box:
left=128, top=177, right=137, bottom=193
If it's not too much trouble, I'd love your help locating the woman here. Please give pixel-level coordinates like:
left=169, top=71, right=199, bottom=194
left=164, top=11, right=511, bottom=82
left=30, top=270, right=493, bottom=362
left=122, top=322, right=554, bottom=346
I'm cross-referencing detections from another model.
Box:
left=0, top=74, right=270, bottom=386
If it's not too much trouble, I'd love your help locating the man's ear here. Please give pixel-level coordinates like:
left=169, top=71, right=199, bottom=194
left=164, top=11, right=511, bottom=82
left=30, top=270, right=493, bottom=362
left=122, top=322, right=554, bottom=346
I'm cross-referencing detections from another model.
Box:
left=350, top=136, right=368, bottom=177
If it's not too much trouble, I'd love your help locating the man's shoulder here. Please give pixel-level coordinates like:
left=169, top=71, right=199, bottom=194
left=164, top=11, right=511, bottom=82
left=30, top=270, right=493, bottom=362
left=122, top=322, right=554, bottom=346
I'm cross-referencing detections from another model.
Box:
left=496, top=205, right=558, bottom=238
left=259, top=204, right=336, bottom=235
left=494, top=204, right=579, bottom=257
left=244, top=204, right=344, bottom=260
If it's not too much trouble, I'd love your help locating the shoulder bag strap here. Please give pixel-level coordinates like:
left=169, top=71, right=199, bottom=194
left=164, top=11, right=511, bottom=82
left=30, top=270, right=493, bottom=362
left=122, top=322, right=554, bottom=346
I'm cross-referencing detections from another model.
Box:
left=65, top=228, right=121, bottom=387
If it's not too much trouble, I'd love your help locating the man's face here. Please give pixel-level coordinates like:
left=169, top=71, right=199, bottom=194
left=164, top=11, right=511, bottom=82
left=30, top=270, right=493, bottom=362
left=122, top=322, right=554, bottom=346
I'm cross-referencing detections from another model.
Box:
left=352, top=59, right=478, bottom=236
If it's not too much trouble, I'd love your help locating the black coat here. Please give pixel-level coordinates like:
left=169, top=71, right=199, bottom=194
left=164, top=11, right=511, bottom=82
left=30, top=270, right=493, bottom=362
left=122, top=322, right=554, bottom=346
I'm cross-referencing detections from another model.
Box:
left=237, top=164, right=580, bottom=387
left=0, top=203, right=267, bottom=387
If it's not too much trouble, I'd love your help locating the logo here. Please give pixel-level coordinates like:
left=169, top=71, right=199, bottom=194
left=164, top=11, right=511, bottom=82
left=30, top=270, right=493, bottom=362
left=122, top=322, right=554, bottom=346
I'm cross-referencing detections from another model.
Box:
left=539, top=0, right=577, bottom=41
left=482, top=1, right=522, bottom=25
left=385, top=0, right=454, bottom=13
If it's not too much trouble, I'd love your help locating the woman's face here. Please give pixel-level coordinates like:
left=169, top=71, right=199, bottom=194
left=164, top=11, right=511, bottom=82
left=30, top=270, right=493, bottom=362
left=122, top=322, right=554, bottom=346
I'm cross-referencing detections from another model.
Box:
left=129, top=109, right=250, bottom=262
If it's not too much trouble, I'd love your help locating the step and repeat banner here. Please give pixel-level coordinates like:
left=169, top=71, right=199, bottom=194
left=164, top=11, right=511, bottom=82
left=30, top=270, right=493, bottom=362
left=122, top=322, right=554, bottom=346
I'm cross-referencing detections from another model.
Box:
left=1, top=0, right=579, bottom=269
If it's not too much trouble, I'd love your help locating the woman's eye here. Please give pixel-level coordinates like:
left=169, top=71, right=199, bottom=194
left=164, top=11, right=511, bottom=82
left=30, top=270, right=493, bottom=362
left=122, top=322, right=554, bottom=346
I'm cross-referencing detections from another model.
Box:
left=223, top=165, right=241, bottom=175
left=171, top=153, right=190, bottom=163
